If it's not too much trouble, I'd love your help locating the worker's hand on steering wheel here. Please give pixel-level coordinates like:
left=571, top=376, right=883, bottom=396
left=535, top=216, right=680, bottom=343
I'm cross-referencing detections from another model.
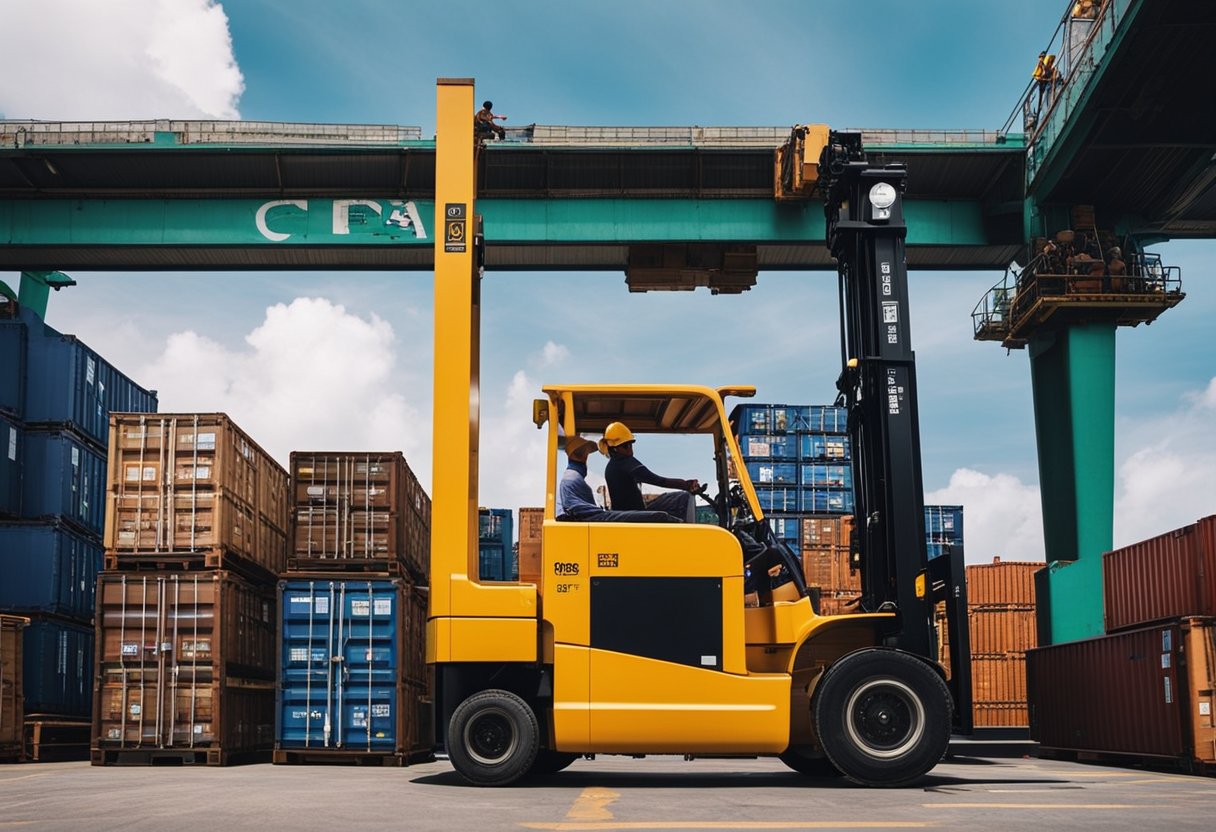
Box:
left=686, top=479, right=701, bottom=492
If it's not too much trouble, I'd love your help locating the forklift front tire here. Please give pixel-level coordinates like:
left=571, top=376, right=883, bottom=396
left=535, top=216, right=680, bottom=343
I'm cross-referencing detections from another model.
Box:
left=448, top=689, right=540, bottom=786
left=813, top=649, right=951, bottom=787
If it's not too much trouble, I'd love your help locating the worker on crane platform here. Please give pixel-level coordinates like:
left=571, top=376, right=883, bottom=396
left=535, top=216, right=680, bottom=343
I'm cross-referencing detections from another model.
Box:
left=474, top=100, right=507, bottom=141
left=1033, top=51, right=1060, bottom=114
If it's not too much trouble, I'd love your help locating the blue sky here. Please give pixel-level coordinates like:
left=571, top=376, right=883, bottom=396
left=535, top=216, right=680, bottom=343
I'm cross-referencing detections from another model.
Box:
left=1, top=0, right=1212, bottom=561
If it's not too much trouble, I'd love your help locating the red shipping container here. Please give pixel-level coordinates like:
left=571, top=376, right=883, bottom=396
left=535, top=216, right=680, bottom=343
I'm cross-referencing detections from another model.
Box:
left=1103, top=516, right=1216, bottom=633
left=1027, top=617, right=1216, bottom=766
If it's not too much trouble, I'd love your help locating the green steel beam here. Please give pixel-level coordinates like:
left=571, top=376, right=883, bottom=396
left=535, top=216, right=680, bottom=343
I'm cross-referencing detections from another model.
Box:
left=1029, top=323, right=1116, bottom=643
left=0, top=197, right=997, bottom=248
left=15, top=271, right=75, bottom=318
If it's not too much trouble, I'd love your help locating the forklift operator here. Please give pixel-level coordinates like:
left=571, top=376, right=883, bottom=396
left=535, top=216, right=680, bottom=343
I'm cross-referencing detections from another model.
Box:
left=556, top=435, right=677, bottom=523
left=599, top=422, right=700, bottom=522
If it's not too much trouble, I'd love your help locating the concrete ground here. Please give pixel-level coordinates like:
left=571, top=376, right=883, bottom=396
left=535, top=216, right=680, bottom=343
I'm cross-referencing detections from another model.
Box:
left=3, top=754, right=1215, bottom=831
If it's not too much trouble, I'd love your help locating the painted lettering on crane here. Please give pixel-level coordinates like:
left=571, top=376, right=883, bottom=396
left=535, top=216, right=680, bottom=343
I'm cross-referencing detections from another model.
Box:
left=254, top=199, right=427, bottom=242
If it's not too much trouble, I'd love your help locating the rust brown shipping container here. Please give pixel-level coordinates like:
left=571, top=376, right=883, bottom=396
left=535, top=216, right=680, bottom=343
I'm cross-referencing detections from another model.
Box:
left=289, top=452, right=430, bottom=578
left=1, top=615, right=27, bottom=761
left=802, top=545, right=859, bottom=595
left=1103, top=515, right=1216, bottom=633
left=969, top=608, right=1038, bottom=656
left=971, top=655, right=1028, bottom=727
left=92, top=570, right=276, bottom=765
left=108, top=413, right=289, bottom=528
left=800, top=515, right=852, bottom=550
left=966, top=558, right=1041, bottom=607
left=1028, top=617, right=1216, bottom=769
left=518, top=507, right=543, bottom=585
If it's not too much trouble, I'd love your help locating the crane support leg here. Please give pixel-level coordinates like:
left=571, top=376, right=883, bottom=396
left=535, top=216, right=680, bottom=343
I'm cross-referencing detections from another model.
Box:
left=1029, top=322, right=1115, bottom=643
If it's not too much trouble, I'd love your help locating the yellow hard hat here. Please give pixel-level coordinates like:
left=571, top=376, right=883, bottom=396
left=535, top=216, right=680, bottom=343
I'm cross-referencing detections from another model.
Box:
left=598, top=422, right=635, bottom=455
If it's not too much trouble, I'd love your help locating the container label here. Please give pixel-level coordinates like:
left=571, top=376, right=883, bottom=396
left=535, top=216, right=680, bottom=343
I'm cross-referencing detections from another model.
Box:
left=371, top=704, right=390, bottom=718
left=351, top=707, right=368, bottom=727
left=315, top=597, right=329, bottom=614
left=289, top=595, right=310, bottom=607
left=373, top=598, right=392, bottom=616
left=7, top=429, right=14, bottom=461
left=352, top=599, right=371, bottom=616
left=86, top=357, right=95, bottom=385
left=198, top=432, right=216, bottom=450
left=129, top=703, right=141, bottom=715
left=1201, top=702, right=1211, bottom=716
left=1163, top=631, right=1172, bottom=652
left=1164, top=676, right=1173, bottom=704
left=290, top=647, right=310, bottom=663
left=1162, top=654, right=1171, bottom=669
left=121, top=642, right=139, bottom=656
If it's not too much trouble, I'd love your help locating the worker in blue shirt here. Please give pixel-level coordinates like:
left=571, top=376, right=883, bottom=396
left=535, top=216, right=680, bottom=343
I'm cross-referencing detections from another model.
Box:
left=599, top=422, right=699, bottom=522
left=556, top=435, right=676, bottom=523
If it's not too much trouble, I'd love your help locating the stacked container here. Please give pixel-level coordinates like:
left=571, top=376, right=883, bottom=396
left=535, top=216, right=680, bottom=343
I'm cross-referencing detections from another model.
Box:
left=518, top=507, right=544, bottom=585
left=1028, top=515, right=1216, bottom=770
left=478, top=507, right=514, bottom=581
left=274, top=452, right=432, bottom=766
left=92, top=413, right=287, bottom=766
left=800, top=515, right=859, bottom=615
left=0, top=302, right=157, bottom=761
left=1, top=615, right=27, bottom=761
left=966, top=559, right=1039, bottom=727
left=925, top=505, right=964, bottom=560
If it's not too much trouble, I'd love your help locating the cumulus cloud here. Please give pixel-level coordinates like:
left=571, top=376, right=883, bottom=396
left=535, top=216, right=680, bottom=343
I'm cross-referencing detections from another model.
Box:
left=477, top=369, right=551, bottom=517
left=1114, top=375, right=1216, bottom=545
left=139, top=297, right=430, bottom=485
left=925, top=468, right=1045, bottom=565
left=539, top=341, right=570, bottom=367
left=0, top=0, right=243, bottom=119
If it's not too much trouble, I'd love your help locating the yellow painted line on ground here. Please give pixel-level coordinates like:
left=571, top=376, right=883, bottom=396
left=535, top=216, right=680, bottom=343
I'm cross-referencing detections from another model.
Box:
left=922, top=803, right=1158, bottom=810
left=1030, top=771, right=1142, bottom=778
left=0, top=772, right=55, bottom=783
left=522, top=823, right=931, bottom=830
left=565, top=788, right=621, bottom=821
left=1115, top=778, right=1179, bottom=785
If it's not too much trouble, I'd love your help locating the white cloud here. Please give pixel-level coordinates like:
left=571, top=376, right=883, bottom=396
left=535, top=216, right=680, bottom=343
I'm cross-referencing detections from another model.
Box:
left=478, top=369, right=551, bottom=518
left=925, top=468, right=1045, bottom=565
left=139, top=297, right=430, bottom=485
left=0, top=0, right=243, bottom=119
left=1114, top=375, right=1216, bottom=546
left=539, top=340, right=570, bottom=367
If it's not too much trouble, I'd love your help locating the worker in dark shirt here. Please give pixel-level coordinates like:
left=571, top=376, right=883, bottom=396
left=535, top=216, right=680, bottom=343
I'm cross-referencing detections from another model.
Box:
left=599, top=422, right=700, bottom=522
left=556, top=435, right=676, bottom=523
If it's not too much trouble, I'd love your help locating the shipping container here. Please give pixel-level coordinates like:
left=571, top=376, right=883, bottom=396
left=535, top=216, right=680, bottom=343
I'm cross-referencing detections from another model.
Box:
left=0, top=311, right=26, bottom=418
left=1028, top=618, right=1216, bottom=769
left=0, top=412, right=19, bottom=517
left=92, top=570, right=276, bottom=765
left=0, top=523, right=102, bottom=621
left=275, top=578, right=431, bottom=763
left=1103, top=516, right=1216, bottom=633
left=747, top=461, right=798, bottom=486
left=105, top=413, right=289, bottom=578
left=966, top=559, right=1040, bottom=608
left=800, top=515, right=852, bottom=551
left=17, top=310, right=157, bottom=449
left=799, top=464, right=852, bottom=489
left=478, top=543, right=513, bottom=582
left=818, top=592, right=862, bottom=616
left=754, top=485, right=800, bottom=513
left=290, top=452, right=429, bottom=578
left=971, top=655, right=1028, bottom=727
left=479, top=507, right=513, bottom=545
left=765, top=514, right=801, bottom=555
left=802, top=543, right=859, bottom=595
left=739, top=434, right=798, bottom=461
left=799, top=433, right=850, bottom=462
left=0, top=614, right=26, bottom=760
left=21, top=429, right=107, bottom=535
left=969, top=609, right=1037, bottom=656
left=925, top=505, right=964, bottom=540
left=23, top=616, right=93, bottom=718
left=518, top=507, right=543, bottom=585
left=800, top=487, right=853, bottom=514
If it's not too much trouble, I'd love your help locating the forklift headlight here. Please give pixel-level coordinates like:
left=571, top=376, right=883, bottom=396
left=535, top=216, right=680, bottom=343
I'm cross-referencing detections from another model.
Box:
left=869, top=182, right=896, bottom=221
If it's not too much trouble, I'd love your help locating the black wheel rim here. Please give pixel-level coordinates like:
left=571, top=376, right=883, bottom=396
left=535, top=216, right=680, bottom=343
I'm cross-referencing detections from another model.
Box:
left=464, top=707, right=518, bottom=765
left=844, top=678, right=924, bottom=759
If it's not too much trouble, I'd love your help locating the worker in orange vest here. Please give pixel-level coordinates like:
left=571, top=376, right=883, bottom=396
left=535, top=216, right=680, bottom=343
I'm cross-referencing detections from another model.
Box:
left=1033, top=52, right=1059, bottom=112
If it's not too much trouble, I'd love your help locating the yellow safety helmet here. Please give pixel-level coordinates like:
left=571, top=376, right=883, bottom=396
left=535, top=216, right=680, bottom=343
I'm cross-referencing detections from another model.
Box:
left=598, top=421, right=635, bottom=455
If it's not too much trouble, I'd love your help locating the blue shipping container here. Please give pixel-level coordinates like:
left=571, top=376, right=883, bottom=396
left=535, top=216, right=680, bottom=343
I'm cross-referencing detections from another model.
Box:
left=20, top=429, right=107, bottom=535
left=23, top=615, right=94, bottom=717
left=746, top=461, right=798, bottom=486
left=19, top=308, right=157, bottom=450
left=478, top=544, right=514, bottom=581
left=278, top=579, right=418, bottom=752
left=739, top=434, right=798, bottom=460
left=0, top=316, right=25, bottom=417
left=806, top=405, right=848, bottom=434
left=801, top=488, right=854, bottom=514
left=766, top=513, right=801, bottom=555
left=925, top=505, right=964, bottom=542
left=0, top=523, right=103, bottom=621
left=799, top=433, right=851, bottom=462
left=800, top=464, right=853, bottom=489
left=478, top=508, right=513, bottom=546
left=755, top=486, right=800, bottom=513
left=732, top=404, right=813, bottom=436
left=0, top=412, right=19, bottom=516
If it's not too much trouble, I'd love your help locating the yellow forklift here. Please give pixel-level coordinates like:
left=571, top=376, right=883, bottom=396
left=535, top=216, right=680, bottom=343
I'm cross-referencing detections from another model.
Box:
left=427, top=81, right=969, bottom=787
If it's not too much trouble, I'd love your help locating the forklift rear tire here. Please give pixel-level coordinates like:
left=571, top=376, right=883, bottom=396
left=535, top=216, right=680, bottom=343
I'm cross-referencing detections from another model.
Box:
left=528, top=749, right=580, bottom=776
left=448, top=689, right=539, bottom=786
left=813, top=649, right=951, bottom=787
left=778, top=747, right=843, bottom=778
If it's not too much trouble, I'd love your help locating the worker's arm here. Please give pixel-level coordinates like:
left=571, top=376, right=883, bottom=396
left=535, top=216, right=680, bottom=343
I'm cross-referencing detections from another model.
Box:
left=627, top=458, right=698, bottom=492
